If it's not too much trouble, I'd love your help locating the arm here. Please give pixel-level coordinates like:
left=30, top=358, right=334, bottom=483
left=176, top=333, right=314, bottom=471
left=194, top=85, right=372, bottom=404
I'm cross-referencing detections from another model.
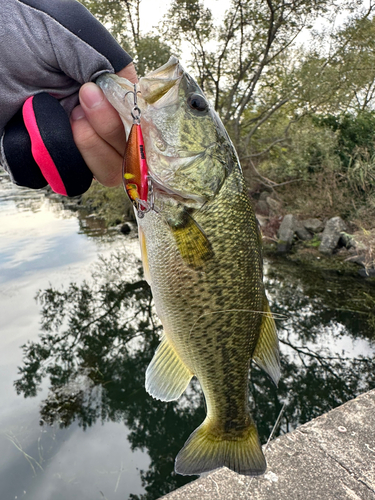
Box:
left=1, top=0, right=136, bottom=195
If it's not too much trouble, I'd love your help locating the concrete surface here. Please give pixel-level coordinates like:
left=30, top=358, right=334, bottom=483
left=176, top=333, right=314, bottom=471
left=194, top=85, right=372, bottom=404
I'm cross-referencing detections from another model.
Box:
left=160, top=389, right=375, bottom=499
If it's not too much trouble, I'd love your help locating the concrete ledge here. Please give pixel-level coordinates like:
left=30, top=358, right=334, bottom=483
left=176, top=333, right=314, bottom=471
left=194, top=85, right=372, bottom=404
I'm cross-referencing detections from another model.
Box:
left=160, top=390, right=375, bottom=499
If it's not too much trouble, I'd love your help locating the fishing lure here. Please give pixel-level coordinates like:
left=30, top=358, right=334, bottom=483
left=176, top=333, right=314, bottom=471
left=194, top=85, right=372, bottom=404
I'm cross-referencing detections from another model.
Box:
left=123, top=85, right=153, bottom=218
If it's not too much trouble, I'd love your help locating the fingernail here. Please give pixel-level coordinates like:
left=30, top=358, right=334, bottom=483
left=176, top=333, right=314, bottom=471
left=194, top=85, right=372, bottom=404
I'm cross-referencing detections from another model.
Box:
left=80, top=83, right=104, bottom=109
left=71, top=105, right=86, bottom=121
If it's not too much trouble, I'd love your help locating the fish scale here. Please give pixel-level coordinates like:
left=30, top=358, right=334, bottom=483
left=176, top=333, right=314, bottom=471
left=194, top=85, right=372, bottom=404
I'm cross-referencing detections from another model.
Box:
left=140, top=168, right=263, bottom=436
left=97, top=56, right=280, bottom=477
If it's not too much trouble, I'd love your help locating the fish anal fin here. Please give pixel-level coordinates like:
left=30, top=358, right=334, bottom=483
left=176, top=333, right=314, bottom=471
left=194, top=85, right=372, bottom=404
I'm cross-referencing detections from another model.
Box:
left=253, top=296, right=281, bottom=386
left=168, top=210, right=214, bottom=268
left=146, top=336, right=193, bottom=402
left=175, top=416, right=266, bottom=476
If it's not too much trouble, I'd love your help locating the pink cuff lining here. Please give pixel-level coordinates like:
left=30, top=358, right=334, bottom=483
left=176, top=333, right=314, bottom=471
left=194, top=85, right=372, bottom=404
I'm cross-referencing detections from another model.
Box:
left=22, top=96, right=67, bottom=196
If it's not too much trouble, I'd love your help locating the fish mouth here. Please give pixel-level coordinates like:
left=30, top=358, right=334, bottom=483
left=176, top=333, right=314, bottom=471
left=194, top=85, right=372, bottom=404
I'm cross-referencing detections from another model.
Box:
left=139, top=56, right=184, bottom=105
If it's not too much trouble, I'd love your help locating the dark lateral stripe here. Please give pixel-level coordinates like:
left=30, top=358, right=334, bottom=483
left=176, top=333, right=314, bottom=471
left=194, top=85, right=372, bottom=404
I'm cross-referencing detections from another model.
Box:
left=17, top=0, right=132, bottom=72
left=23, top=93, right=92, bottom=197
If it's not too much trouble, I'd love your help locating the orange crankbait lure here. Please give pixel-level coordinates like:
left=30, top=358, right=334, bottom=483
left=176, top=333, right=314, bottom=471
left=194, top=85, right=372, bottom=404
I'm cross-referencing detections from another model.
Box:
left=123, top=85, right=151, bottom=217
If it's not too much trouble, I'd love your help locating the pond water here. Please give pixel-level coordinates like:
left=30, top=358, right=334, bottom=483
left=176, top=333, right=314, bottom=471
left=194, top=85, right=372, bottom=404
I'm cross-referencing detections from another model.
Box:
left=0, top=170, right=374, bottom=500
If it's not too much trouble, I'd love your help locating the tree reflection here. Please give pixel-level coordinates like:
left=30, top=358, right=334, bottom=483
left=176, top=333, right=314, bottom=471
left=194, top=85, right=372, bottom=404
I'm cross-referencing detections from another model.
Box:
left=14, top=251, right=375, bottom=500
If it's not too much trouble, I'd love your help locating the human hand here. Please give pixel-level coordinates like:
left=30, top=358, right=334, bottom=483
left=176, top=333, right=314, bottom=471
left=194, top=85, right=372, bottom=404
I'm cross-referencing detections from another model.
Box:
left=71, top=64, right=138, bottom=188
left=0, top=0, right=135, bottom=197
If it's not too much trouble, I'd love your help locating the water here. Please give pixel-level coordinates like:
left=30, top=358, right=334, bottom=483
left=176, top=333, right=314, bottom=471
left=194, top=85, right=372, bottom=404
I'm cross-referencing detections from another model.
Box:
left=1, top=172, right=374, bottom=500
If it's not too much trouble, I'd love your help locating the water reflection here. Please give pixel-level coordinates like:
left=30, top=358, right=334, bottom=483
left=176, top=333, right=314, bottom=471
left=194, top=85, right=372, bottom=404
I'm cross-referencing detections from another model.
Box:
left=0, top=168, right=126, bottom=243
left=13, top=250, right=375, bottom=499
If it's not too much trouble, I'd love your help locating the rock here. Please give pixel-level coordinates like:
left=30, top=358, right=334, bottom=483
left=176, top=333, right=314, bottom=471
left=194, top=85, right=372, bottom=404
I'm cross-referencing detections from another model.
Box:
left=259, top=191, right=272, bottom=201
left=295, top=221, right=313, bottom=241
left=319, top=217, right=347, bottom=255
left=266, top=197, right=282, bottom=213
left=335, top=246, right=349, bottom=256
left=256, top=200, right=270, bottom=215
left=339, top=232, right=355, bottom=249
left=256, top=215, right=268, bottom=227
left=358, top=268, right=375, bottom=278
left=277, top=214, right=296, bottom=252
left=303, top=218, right=324, bottom=233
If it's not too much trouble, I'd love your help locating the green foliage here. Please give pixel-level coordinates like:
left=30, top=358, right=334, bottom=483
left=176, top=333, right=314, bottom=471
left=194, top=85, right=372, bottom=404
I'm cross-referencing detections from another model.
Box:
left=303, top=235, right=321, bottom=249
left=259, top=114, right=340, bottom=181
left=315, top=111, right=375, bottom=168
left=136, top=35, right=173, bottom=77
left=347, top=152, right=375, bottom=195
left=78, top=0, right=375, bottom=220
left=79, top=0, right=173, bottom=76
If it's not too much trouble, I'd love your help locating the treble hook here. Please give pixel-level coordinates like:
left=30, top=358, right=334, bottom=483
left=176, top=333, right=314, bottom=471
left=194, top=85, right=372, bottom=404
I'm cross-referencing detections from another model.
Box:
left=131, top=84, right=142, bottom=124
left=124, top=84, right=142, bottom=124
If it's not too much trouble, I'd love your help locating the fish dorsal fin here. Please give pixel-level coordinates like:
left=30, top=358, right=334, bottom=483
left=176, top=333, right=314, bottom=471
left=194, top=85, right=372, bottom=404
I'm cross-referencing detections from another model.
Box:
left=167, top=209, right=214, bottom=268
left=253, top=296, right=281, bottom=386
left=146, top=335, right=193, bottom=402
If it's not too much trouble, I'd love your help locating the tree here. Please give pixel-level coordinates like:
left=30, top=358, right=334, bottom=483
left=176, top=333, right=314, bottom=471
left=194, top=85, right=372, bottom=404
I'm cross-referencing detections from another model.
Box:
left=79, top=0, right=172, bottom=76
left=78, top=0, right=375, bottom=218
left=163, top=1, right=375, bottom=166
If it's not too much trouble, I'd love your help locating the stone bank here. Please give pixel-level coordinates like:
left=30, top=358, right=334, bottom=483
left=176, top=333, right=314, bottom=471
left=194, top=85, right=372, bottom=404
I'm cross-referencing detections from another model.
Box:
left=159, top=390, right=375, bottom=499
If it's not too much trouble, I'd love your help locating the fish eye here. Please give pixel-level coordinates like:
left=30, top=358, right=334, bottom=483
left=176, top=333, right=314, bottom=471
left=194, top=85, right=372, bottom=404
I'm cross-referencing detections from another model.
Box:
left=187, top=93, right=209, bottom=112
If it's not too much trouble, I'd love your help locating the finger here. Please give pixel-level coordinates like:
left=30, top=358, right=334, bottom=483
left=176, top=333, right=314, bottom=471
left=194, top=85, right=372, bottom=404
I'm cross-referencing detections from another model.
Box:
left=117, top=62, right=138, bottom=83
left=78, top=82, right=126, bottom=156
left=71, top=107, right=123, bottom=187
left=70, top=62, right=138, bottom=188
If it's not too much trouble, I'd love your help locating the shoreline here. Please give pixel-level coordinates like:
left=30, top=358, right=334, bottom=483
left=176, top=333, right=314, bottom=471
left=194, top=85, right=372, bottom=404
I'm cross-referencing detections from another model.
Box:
left=158, top=389, right=375, bottom=500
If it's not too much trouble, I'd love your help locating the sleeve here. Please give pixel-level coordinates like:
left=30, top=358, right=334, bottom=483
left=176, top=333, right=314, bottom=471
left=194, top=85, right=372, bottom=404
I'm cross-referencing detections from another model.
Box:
left=0, top=0, right=133, bottom=197
left=17, top=0, right=132, bottom=75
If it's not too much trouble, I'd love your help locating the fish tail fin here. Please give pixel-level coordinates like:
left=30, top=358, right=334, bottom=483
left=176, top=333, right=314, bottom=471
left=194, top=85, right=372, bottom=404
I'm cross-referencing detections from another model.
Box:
left=175, top=416, right=266, bottom=476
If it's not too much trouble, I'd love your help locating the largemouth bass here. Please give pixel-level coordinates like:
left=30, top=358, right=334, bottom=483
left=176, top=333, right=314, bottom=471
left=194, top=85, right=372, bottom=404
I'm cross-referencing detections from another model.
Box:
left=97, top=57, right=280, bottom=476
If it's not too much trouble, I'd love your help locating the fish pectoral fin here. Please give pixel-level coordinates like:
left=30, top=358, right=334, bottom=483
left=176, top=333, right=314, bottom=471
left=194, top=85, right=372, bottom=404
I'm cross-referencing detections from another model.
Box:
left=175, top=416, right=266, bottom=476
left=168, top=210, right=214, bottom=268
left=145, top=335, right=193, bottom=402
left=253, top=296, right=281, bottom=386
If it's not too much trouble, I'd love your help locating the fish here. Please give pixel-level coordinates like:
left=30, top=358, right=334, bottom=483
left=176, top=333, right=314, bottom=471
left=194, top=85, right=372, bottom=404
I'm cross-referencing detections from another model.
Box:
left=97, top=57, right=280, bottom=477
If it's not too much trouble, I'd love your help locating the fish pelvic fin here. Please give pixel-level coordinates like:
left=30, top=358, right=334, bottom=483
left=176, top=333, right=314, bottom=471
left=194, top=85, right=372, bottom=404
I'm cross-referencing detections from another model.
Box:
left=145, top=335, right=193, bottom=402
left=175, top=416, right=267, bottom=476
left=253, top=296, right=281, bottom=386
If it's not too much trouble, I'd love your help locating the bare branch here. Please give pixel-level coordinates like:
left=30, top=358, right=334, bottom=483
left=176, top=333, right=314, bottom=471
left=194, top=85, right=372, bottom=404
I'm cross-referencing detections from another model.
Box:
left=240, top=137, right=287, bottom=160
left=120, top=0, right=139, bottom=46
left=243, top=98, right=289, bottom=150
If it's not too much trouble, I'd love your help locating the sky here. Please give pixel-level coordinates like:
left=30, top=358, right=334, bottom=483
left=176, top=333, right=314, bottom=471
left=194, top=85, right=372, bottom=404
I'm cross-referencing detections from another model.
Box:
left=139, top=0, right=228, bottom=34
left=137, top=0, right=230, bottom=67
left=137, top=0, right=374, bottom=52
